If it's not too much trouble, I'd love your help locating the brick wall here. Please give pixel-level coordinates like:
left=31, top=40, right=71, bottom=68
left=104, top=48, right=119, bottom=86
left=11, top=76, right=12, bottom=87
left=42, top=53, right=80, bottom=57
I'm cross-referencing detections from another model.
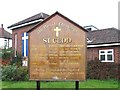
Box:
left=12, top=23, right=37, bottom=55
left=87, top=46, right=120, bottom=63
left=118, top=46, right=120, bottom=64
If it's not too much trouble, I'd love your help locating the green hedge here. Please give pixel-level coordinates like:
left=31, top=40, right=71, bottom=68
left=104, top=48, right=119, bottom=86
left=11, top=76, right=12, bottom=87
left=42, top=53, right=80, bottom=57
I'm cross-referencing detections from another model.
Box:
left=87, top=59, right=119, bottom=80
left=2, top=65, right=28, bottom=81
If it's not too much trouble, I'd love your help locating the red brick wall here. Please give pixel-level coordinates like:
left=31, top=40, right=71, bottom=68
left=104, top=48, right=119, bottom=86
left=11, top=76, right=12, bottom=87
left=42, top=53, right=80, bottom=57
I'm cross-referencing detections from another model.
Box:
left=118, top=46, right=120, bottom=64
left=87, top=46, right=120, bottom=63
left=12, top=24, right=37, bottom=55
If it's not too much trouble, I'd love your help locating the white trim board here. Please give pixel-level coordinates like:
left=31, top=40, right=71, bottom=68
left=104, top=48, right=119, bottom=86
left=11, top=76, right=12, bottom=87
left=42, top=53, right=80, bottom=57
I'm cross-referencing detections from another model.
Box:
left=87, top=43, right=120, bottom=47
left=8, top=19, right=43, bottom=30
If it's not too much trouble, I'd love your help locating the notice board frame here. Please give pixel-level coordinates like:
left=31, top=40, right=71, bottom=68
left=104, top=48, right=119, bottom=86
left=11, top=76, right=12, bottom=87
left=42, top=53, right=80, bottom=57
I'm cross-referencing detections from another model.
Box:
left=28, top=12, right=87, bottom=82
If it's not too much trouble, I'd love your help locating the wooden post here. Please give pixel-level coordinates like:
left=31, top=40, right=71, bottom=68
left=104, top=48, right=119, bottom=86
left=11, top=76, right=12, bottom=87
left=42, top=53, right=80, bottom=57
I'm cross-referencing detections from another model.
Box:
left=75, top=81, right=79, bottom=90
left=36, top=81, right=40, bottom=90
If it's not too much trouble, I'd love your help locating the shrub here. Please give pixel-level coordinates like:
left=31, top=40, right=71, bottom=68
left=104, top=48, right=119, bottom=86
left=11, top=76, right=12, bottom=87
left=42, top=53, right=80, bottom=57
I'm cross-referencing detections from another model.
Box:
left=2, top=64, right=28, bottom=81
left=2, top=48, right=13, bottom=60
left=10, top=54, right=22, bottom=66
left=87, top=59, right=119, bottom=80
left=2, top=48, right=22, bottom=66
left=12, top=66, right=28, bottom=81
left=2, top=48, right=13, bottom=65
left=2, top=48, right=28, bottom=81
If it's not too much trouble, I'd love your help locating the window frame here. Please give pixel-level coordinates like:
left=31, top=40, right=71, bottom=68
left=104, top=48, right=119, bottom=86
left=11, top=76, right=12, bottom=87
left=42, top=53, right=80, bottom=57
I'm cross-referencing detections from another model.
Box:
left=99, top=49, right=114, bottom=62
left=14, top=34, right=18, bottom=57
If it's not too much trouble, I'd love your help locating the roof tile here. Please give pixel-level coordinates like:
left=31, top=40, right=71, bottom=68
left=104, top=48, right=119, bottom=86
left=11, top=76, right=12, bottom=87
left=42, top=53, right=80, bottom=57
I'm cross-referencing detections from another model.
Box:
left=0, top=28, right=12, bottom=39
left=87, top=28, right=120, bottom=44
left=8, top=12, right=49, bottom=28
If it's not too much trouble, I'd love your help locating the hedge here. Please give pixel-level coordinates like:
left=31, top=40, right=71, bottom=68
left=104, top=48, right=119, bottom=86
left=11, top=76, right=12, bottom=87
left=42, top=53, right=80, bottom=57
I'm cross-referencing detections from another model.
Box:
left=87, top=59, right=119, bottom=80
left=2, top=64, right=28, bottom=81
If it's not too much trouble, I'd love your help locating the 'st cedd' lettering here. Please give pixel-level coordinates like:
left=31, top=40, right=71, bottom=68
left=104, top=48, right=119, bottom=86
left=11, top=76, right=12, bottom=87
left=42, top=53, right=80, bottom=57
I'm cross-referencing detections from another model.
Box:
left=43, top=38, right=72, bottom=44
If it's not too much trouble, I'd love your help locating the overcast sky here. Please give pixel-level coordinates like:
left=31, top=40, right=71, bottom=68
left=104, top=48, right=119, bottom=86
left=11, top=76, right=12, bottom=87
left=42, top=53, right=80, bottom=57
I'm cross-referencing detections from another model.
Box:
left=0, top=0, right=119, bottom=33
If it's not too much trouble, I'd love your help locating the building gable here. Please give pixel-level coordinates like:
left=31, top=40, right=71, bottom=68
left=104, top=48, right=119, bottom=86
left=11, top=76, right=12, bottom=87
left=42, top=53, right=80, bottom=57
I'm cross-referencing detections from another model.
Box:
left=28, top=11, right=87, bottom=33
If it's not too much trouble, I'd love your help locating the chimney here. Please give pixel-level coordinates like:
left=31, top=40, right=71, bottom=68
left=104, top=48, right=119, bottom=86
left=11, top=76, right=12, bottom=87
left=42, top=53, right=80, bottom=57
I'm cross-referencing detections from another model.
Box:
left=1, top=24, right=4, bottom=37
left=86, top=28, right=92, bottom=31
left=1, top=24, right=3, bottom=29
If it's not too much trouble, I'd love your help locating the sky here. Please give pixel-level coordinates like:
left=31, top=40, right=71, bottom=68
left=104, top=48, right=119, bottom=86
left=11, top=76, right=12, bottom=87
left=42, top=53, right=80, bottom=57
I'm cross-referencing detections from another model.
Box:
left=0, top=0, right=119, bottom=33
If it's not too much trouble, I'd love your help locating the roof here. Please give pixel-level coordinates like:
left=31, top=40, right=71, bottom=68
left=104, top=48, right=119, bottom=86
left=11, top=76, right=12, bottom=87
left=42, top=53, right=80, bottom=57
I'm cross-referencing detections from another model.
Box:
left=0, top=27, right=12, bottom=39
left=8, top=12, right=49, bottom=29
left=87, top=28, right=120, bottom=45
left=28, top=11, right=87, bottom=33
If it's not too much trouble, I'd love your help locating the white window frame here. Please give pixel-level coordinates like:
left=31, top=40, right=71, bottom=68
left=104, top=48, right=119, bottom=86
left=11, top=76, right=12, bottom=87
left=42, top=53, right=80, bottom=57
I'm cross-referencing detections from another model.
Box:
left=14, top=34, right=17, bottom=57
left=99, top=49, right=114, bottom=62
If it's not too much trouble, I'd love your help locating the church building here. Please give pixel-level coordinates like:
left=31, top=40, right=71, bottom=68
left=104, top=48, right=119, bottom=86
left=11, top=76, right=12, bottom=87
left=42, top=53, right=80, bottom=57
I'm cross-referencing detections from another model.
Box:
left=8, top=11, right=120, bottom=66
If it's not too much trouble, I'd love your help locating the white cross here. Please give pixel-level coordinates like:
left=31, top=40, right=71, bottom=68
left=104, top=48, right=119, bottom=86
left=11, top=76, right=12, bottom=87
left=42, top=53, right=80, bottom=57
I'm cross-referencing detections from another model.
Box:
left=22, top=32, right=28, bottom=57
left=54, top=27, right=61, bottom=37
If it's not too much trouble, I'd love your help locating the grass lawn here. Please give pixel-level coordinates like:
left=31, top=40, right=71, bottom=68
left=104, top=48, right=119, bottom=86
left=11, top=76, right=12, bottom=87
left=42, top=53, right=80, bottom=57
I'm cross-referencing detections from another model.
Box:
left=1, top=79, right=119, bottom=88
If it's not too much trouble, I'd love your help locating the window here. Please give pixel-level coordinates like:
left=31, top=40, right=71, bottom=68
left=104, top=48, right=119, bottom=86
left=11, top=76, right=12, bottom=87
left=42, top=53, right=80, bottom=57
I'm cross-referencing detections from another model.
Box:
left=14, top=34, right=17, bottom=57
left=99, top=49, right=114, bottom=62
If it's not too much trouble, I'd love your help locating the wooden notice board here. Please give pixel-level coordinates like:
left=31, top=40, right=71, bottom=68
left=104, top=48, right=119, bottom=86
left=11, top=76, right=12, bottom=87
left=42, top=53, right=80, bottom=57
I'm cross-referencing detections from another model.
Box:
left=28, top=12, right=87, bottom=81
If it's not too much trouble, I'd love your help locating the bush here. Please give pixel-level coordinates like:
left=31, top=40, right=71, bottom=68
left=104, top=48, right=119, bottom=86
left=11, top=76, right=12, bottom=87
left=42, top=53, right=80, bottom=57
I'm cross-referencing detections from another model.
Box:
left=2, top=48, right=13, bottom=60
left=87, top=59, right=119, bottom=80
left=10, top=54, right=22, bottom=66
left=2, top=48, right=22, bottom=66
left=2, top=64, right=28, bottom=81
left=2, top=48, right=28, bottom=81
left=2, top=48, right=13, bottom=65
